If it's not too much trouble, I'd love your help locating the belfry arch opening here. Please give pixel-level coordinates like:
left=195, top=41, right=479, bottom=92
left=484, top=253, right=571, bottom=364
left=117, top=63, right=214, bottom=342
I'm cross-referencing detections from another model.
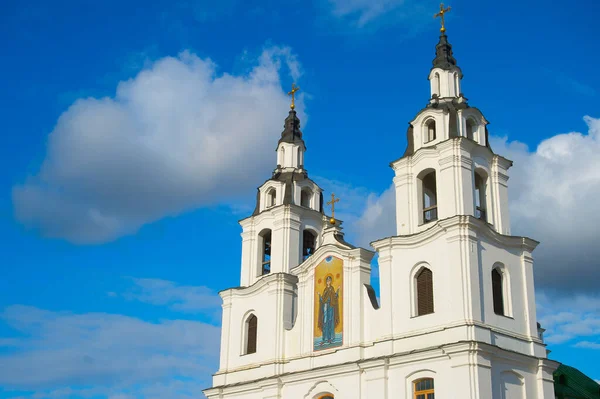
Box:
left=466, top=118, right=476, bottom=141
left=267, top=188, right=276, bottom=208
left=433, top=72, right=441, bottom=97
left=418, top=170, right=438, bottom=224
left=279, top=147, right=285, bottom=165
left=259, top=229, right=272, bottom=275
left=453, top=72, right=460, bottom=96
left=474, top=170, right=487, bottom=221
left=301, top=188, right=312, bottom=208
left=425, top=119, right=436, bottom=143
left=302, top=230, right=316, bottom=261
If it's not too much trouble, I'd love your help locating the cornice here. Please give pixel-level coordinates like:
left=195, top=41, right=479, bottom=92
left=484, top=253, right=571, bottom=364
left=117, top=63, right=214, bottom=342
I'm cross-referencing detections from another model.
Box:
left=371, top=215, right=538, bottom=252
left=390, top=136, right=514, bottom=171
left=219, top=272, right=299, bottom=299
left=290, top=244, right=374, bottom=278
left=205, top=327, right=548, bottom=394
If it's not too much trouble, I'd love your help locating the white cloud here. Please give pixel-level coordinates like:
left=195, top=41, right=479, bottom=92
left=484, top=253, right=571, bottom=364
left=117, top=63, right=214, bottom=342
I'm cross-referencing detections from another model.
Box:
left=327, top=0, right=406, bottom=26
left=574, top=341, right=600, bottom=350
left=0, top=305, right=220, bottom=397
left=324, top=0, right=438, bottom=28
left=13, top=46, right=304, bottom=244
left=491, top=116, right=600, bottom=292
left=122, top=278, right=222, bottom=316
left=536, top=291, right=600, bottom=346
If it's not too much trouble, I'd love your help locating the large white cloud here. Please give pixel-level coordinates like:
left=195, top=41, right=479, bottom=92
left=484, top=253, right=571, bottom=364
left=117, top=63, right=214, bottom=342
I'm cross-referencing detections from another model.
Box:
left=13, top=46, right=303, bottom=244
left=0, top=305, right=220, bottom=396
left=351, top=116, right=600, bottom=294
left=491, top=116, right=600, bottom=292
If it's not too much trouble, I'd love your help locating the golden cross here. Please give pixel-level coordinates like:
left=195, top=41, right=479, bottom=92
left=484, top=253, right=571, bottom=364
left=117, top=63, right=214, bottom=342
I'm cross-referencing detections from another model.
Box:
left=326, top=193, right=340, bottom=224
left=288, top=83, right=300, bottom=110
left=434, top=3, right=451, bottom=33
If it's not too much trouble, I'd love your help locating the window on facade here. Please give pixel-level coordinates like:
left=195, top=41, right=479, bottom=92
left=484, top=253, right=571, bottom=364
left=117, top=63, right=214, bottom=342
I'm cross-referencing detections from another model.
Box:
left=492, top=268, right=505, bottom=315
left=245, top=314, right=257, bottom=354
left=416, top=268, right=434, bottom=316
left=267, top=189, right=276, bottom=208
left=466, top=119, right=476, bottom=140
left=474, top=172, right=487, bottom=222
left=302, top=230, right=316, bottom=261
left=317, top=395, right=334, bottom=399
left=421, top=171, right=438, bottom=224
left=260, top=230, right=272, bottom=275
left=414, top=378, right=435, bottom=399
left=425, top=120, right=436, bottom=143
left=301, top=189, right=312, bottom=208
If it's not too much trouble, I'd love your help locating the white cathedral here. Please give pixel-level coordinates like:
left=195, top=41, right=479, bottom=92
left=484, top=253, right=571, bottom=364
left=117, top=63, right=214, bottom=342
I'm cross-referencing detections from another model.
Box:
left=204, top=18, right=559, bottom=399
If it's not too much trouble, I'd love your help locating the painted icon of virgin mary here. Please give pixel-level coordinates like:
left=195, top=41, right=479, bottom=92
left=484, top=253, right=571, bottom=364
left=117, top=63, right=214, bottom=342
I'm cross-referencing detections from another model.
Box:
left=317, top=275, right=340, bottom=345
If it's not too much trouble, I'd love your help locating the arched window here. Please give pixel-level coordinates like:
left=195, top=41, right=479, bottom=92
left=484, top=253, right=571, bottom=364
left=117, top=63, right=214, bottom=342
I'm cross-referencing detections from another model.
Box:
left=425, top=120, right=436, bottom=143
left=302, top=230, right=316, bottom=261
left=267, top=189, right=276, bottom=208
left=259, top=230, right=272, bottom=275
left=492, top=268, right=505, bottom=315
left=281, top=147, right=286, bottom=165
left=419, top=170, right=437, bottom=224
left=413, top=378, right=435, bottom=399
left=301, top=188, right=312, bottom=208
left=244, top=314, right=257, bottom=354
left=416, top=268, right=434, bottom=316
left=466, top=118, right=476, bottom=141
left=298, top=147, right=303, bottom=166
left=474, top=171, right=487, bottom=221
left=317, top=395, right=334, bottom=399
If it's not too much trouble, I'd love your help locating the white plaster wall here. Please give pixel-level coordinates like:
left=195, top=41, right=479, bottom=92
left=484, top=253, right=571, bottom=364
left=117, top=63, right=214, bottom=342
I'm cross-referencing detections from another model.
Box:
left=207, top=344, right=555, bottom=399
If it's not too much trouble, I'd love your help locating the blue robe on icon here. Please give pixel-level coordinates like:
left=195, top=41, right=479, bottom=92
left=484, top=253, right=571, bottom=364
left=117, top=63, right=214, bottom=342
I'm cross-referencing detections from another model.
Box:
left=318, top=286, right=340, bottom=344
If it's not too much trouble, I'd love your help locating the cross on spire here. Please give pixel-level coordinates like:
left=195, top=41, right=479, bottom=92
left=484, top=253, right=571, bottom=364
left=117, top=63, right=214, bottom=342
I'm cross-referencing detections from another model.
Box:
left=434, top=3, right=451, bottom=33
left=288, top=83, right=300, bottom=110
left=327, top=193, right=340, bottom=225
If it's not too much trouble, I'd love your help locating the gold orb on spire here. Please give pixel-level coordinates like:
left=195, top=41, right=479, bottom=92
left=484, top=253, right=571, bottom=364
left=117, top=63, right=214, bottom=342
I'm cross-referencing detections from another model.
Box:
left=288, top=83, right=300, bottom=110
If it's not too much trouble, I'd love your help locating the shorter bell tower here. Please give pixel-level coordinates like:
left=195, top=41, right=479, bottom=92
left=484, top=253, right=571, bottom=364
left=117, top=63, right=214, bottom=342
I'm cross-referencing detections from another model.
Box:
left=238, top=86, right=327, bottom=287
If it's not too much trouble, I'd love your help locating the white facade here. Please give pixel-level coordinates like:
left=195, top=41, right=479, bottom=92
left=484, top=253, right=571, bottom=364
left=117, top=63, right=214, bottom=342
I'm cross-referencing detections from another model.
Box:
left=204, top=32, right=558, bottom=399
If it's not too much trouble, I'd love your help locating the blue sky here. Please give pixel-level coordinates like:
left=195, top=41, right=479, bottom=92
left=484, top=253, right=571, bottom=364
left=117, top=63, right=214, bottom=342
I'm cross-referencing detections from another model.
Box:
left=1, top=0, right=599, bottom=398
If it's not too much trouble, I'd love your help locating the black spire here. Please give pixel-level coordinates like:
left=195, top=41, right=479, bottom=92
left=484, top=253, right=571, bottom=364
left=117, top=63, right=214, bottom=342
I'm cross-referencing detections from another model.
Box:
left=432, top=34, right=459, bottom=71
left=278, top=109, right=304, bottom=146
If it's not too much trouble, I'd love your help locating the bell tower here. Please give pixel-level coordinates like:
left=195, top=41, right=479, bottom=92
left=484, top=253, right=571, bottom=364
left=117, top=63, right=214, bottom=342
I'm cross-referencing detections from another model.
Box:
left=393, top=25, right=511, bottom=236
left=238, top=85, right=326, bottom=287
left=372, top=11, right=558, bottom=399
